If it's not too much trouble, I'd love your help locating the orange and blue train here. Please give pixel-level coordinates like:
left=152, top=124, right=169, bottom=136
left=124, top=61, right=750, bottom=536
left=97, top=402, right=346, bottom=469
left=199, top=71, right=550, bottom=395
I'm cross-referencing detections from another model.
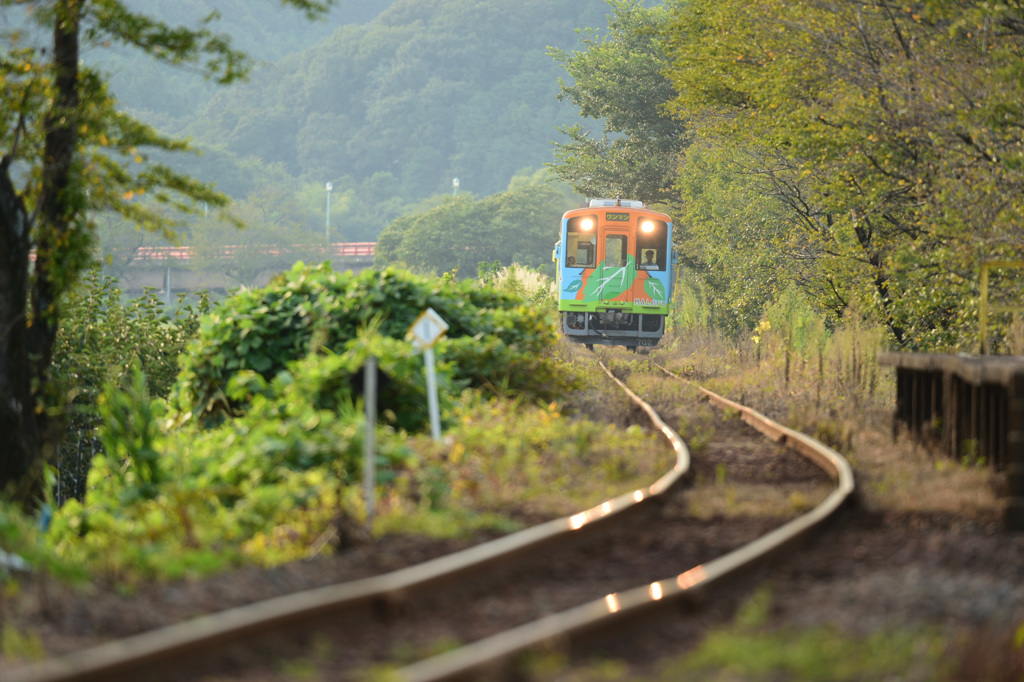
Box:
left=554, top=199, right=676, bottom=350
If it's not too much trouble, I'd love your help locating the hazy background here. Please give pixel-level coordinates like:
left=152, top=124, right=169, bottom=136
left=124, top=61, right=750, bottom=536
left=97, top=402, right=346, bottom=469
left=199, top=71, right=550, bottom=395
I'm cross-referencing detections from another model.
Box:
left=91, top=0, right=607, bottom=250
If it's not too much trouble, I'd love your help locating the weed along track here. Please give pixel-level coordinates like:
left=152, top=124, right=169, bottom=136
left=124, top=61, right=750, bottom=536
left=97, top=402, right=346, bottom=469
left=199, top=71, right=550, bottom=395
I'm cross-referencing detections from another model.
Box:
left=8, top=359, right=853, bottom=682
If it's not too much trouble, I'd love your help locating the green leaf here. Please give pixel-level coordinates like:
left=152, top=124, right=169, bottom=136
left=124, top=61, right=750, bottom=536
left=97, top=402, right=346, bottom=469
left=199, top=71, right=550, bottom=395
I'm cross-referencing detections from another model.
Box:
left=644, top=277, right=666, bottom=300
left=581, top=260, right=636, bottom=302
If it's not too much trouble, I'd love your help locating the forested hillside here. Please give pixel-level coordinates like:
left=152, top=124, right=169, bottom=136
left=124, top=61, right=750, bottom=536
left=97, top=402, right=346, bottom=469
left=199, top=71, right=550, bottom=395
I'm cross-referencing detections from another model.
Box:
left=180, top=0, right=608, bottom=200
left=88, top=0, right=608, bottom=244
left=99, top=0, right=397, bottom=129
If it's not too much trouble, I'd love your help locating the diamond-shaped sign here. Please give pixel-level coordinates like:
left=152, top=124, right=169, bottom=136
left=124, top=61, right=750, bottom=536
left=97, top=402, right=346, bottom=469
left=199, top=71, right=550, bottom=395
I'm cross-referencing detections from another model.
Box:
left=406, top=307, right=449, bottom=349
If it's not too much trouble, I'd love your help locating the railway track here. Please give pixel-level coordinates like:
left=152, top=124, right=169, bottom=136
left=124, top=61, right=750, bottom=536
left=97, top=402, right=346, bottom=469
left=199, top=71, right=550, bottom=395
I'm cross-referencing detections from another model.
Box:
left=8, top=356, right=854, bottom=682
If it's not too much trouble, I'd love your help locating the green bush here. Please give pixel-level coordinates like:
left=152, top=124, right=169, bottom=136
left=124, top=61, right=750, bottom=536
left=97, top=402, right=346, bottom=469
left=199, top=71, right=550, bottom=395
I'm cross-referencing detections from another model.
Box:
left=171, top=263, right=567, bottom=424
left=45, top=265, right=573, bottom=580
left=49, top=353, right=418, bottom=581
left=55, top=268, right=209, bottom=402
left=52, top=268, right=209, bottom=502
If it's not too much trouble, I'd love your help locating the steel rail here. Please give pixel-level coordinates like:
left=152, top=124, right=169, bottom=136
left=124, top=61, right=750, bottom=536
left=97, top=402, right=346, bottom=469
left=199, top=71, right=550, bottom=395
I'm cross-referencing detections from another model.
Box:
left=394, top=363, right=855, bottom=681
left=8, top=365, right=690, bottom=682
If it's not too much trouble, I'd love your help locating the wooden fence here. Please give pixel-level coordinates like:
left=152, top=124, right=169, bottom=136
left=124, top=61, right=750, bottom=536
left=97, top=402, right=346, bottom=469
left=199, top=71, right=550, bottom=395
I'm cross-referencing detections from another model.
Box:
left=878, top=352, right=1024, bottom=530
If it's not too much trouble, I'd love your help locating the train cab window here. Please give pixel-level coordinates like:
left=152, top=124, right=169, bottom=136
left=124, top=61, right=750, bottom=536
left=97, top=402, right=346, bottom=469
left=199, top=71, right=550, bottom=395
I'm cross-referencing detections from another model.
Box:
left=573, top=244, right=594, bottom=267
left=636, top=219, right=668, bottom=271
left=639, top=250, right=658, bottom=269
left=604, top=234, right=627, bottom=268
left=566, top=214, right=598, bottom=269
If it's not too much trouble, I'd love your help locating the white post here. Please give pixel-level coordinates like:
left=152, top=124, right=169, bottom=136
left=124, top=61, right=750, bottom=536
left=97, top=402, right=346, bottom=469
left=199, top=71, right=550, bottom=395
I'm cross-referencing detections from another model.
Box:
left=325, top=181, right=333, bottom=246
left=423, top=346, right=442, bottom=441
left=363, top=356, right=377, bottom=523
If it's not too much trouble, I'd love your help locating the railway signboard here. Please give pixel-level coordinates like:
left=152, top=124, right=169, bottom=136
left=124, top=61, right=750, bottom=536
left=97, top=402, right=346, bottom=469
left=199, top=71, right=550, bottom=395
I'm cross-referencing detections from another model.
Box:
left=406, top=307, right=449, bottom=349
left=406, top=308, right=449, bottom=441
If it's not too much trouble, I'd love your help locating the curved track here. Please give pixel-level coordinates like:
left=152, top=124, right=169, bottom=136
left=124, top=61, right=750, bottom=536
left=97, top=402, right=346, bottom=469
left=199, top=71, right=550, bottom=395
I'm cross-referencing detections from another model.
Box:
left=396, top=361, right=855, bottom=681
left=8, top=359, right=854, bottom=682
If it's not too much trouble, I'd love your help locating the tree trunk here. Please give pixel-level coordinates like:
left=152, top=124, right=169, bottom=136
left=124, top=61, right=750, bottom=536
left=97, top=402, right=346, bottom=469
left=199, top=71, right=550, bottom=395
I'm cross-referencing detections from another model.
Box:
left=0, top=163, right=37, bottom=498
left=854, top=218, right=907, bottom=347
left=32, top=1, right=81, bottom=379
left=0, top=1, right=82, bottom=503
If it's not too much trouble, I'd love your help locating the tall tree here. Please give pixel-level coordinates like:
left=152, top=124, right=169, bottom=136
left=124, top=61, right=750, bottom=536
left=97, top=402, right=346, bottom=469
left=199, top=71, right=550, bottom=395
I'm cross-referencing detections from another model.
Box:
left=548, top=0, right=687, bottom=205
left=661, top=0, right=1024, bottom=349
left=0, top=0, right=333, bottom=503
left=375, top=170, right=579, bottom=277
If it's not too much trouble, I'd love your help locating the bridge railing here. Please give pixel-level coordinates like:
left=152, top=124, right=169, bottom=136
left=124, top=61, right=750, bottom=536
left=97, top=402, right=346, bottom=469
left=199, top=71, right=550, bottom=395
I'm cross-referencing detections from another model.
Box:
left=31, top=242, right=377, bottom=264
left=119, top=242, right=377, bottom=262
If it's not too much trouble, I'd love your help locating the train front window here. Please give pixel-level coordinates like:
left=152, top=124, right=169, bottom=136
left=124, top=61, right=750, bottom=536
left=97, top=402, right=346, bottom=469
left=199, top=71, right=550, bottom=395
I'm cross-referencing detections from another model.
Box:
left=639, top=249, right=658, bottom=269
left=566, top=214, right=598, bottom=268
left=636, top=219, right=668, bottom=271
left=573, top=243, right=593, bottom=267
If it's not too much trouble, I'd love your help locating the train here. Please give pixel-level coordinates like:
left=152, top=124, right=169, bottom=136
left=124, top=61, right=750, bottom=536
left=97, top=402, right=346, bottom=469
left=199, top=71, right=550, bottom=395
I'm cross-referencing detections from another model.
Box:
left=554, top=199, right=677, bottom=350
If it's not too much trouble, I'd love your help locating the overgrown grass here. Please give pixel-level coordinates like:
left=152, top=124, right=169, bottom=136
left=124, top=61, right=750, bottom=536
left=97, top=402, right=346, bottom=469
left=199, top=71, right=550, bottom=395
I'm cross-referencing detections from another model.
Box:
left=522, top=587, right=954, bottom=681
left=654, top=286, right=1002, bottom=522
left=654, top=587, right=950, bottom=681
left=650, top=327, right=743, bottom=383
left=386, top=393, right=672, bottom=526
left=655, top=287, right=892, bottom=426
left=550, top=339, right=647, bottom=429
left=479, top=261, right=556, bottom=307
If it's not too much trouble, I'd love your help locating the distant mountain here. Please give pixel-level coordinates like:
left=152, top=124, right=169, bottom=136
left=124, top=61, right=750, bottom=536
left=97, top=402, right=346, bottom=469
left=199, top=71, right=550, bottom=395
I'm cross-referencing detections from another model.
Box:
left=179, top=0, right=608, bottom=199
left=101, top=0, right=398, bottom=128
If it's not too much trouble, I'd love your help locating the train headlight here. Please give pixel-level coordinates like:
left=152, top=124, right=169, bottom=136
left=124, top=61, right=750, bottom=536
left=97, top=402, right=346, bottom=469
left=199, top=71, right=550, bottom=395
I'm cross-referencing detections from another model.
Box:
left=581, top=218, right=595, bottom=231
left=641, top=220, right=655, bottom=233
